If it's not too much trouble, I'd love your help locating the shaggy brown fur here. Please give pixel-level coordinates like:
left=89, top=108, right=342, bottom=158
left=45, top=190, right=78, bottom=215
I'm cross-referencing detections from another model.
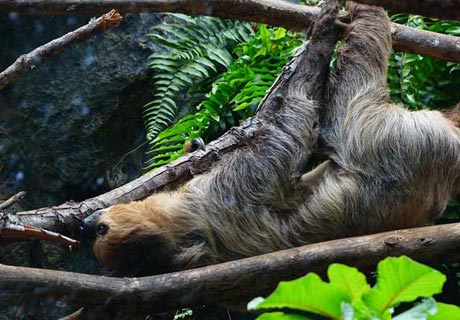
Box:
left=85, top=2, right=460, bottom=276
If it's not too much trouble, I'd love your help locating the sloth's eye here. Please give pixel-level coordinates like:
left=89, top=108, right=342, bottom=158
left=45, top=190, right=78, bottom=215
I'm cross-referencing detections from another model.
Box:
left=96, top=223, right=109, bottom=236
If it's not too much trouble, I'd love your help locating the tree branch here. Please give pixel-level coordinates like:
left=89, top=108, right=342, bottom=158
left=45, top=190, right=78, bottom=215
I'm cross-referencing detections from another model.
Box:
left=352, top=0, right=460, bottom=21
left=0, top=9, right=122, bottom=90
left=0, top=191, right=26, bottom=210
left=59, top=308, right=84, bottom=320
left=12, top=120, right=260, bottom=236
left=0, top=224, right=79, bottom=249
left=391, top=24, right=460, bottom=62
left=1, top=223, right=460, bottom=313
left=0, top=0, right=459, bottom=62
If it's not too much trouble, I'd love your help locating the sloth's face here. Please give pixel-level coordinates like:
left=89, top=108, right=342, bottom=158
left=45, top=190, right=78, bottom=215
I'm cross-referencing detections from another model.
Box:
left=81, top=194, right=180, bottom=275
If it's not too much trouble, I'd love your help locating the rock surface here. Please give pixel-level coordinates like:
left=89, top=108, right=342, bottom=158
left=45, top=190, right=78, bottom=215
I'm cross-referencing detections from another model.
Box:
left=0, top=12, right=164, bottom=209
left=0, top=12, right=165, bottom=319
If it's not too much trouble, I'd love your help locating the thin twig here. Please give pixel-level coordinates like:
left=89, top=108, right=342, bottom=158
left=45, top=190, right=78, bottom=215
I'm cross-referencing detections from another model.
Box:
left=0, top=9, right=122, bottom=90
left=0, top=223, right=80, bottom=250
left=59, top=308, right=85, bottom=320
left=0, top=191, right=26, bottom=210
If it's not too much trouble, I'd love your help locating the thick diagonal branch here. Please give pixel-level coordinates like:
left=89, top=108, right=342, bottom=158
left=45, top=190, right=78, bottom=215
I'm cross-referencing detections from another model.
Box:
left=1, top=223, right=460, bottom=313
left=0, top=10, right=122, bottom=90
left=13, top=121, right=260, bottom=237
left=0, top=0, right=459, bottom=62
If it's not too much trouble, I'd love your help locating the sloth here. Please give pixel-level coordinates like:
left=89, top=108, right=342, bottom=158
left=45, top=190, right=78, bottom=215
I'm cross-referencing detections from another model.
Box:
left=82, top=2, right=460, bottom=276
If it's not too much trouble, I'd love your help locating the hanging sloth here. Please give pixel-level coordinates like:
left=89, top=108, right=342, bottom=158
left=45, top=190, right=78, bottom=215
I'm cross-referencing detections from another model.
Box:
left=82, top=2, right=460, bottom=276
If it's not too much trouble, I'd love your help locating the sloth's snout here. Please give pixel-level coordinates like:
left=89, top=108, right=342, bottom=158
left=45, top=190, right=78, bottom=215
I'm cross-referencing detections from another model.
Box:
left=81, top=209, right=107, bottom=236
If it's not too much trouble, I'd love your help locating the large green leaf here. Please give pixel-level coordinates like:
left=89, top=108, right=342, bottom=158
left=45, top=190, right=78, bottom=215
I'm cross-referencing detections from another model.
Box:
left=362, top=256, right=446, bottom=316
left=248, top=273, right=350, bottom=320
left=327, top=264, right=370, bottom=301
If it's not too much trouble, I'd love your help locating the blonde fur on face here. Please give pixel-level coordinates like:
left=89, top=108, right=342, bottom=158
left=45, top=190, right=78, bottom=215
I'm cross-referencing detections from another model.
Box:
left=93, top=193, right=183, bottom=273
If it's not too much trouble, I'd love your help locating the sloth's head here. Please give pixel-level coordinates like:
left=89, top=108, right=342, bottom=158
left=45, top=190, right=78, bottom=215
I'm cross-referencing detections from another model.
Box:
left=81, top=193, right=180, bottom=275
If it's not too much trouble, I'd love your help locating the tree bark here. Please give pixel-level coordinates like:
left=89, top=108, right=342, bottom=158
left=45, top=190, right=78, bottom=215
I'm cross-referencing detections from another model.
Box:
left=353, top=0, right=460, bottom=21
left=1, top=223, right=460, bottom=313
left=0, top=10, right=122, bottom=90
left=392, top=24, right=460, bottom=62
left=0, top=0, right=459, bottom=62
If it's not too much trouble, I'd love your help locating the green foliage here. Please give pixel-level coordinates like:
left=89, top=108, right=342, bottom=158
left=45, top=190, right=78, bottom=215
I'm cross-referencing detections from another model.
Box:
left=248, top=256, right=460, bottom=320
left=387, top=14, right=460, bottom=110
left=145, top=22, right=303, bottom=169
left=249, top=273, right=350, bottom=319
left=362, top=256, right=445, bottom=317
left=173, top=309, right=193, bottom=319
left=145, top=14, right=253, bottom=141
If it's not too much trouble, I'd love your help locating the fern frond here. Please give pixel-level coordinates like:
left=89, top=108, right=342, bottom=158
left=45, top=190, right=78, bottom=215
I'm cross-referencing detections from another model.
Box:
left=144, top=15, right=253, bottom=146
left=145, top=25, right=304, bottom=170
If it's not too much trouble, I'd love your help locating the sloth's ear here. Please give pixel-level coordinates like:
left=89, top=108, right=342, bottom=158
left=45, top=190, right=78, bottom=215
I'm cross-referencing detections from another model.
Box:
left=299, top=160, right=330, bottom=189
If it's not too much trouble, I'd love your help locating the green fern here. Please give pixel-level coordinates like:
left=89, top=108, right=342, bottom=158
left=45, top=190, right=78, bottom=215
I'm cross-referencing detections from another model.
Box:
left=145, top=14, right=253, bottom=140
left=146, top=24, right=304, bottom=170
